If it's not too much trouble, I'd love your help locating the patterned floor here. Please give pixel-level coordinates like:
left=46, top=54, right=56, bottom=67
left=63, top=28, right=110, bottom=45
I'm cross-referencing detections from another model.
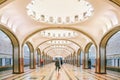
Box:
left=0, top=63, right=120, bottom=80
left=63, top=64, right=120, bottom=80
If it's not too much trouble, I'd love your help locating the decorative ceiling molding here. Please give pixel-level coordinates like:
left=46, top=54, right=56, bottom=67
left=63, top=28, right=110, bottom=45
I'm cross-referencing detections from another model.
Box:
left=0, top=0, right=7, bottom=4
left=109, top=0, right=120, bottom=6
left=26, top=0, right=94, bottom=24
left=40, top=29, right=78, bottom=38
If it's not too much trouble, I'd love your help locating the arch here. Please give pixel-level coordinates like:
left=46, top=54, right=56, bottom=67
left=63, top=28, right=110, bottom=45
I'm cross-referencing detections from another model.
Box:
left=83, top=42, right=94, bottom=69
left=77, top=48, right=81, bottom=55
left=98, top=25, right=120, bottom=73
left=84, top=42, right=93, bottom=53
left=42, top=45, right=75, bottom=59
left=26, top=42, right=34, bottom=55
left=45, top=48, right=72, bottom=57
left=22, top=27, right=97, bottom=50
left=100, top=25, right=120, bottom=48
left=45, top=47, right=73, bottom=55
left=42, top=44, right=75, bottom=54
left=0, top=24, right=19, bottom=49
left=76, top=48, right=81, bottom=67
left=36, top=39, right=82, bottom=52
left=0, top=24, right=24, bottom=74
left=37, top=48, right=41, bottom=55
left=23, top=44, right=30, bottom=67
left=36, top=48, right=41, bottom=67
left=25, top=41, right=36, bottom=69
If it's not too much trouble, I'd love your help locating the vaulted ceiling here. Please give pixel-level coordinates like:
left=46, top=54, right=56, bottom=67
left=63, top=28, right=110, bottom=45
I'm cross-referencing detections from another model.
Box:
left=0, top=0, right=120, bottom=58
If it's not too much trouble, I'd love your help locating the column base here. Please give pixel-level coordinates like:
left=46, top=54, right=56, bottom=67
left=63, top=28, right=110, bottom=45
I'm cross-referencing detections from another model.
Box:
left=84, top=68, right=89, bottom=69
left=77, top=65, right=80, bottom=67
left=13, top=72, right=24, bottom=74
left=37, top=65, right=40, bottom=67
left=30, top=65, right=36, bottom=69
left=30, top=68, right=36, bottom=69
left=95, top=72, right=106, bottom=74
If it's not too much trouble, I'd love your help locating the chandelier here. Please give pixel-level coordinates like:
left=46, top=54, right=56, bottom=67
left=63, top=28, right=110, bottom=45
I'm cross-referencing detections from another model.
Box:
left=40, top=29, right=78, bottom=38
left=47, top=40, right=71, bottom=44
left=26, top=0, right=94, bottom=24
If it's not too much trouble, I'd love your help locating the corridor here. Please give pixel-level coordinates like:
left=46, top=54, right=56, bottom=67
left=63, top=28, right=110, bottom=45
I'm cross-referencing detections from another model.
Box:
left=0, top=0, right=120, bottom=80
left=0, top=63, right=120, bottom=80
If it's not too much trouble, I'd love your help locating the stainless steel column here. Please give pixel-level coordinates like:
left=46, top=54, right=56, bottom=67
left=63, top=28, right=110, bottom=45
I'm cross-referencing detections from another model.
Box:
left=37, top=49, right=41, bottom=67
left=83, top=52, right=89, bottom=69
left=95, top=47, right=106, bottom=74
left=77, top=53, right=80, bottom=67
left=30, top=51, right=36, bottom=69
left=13, top=46, right=24, bottom=74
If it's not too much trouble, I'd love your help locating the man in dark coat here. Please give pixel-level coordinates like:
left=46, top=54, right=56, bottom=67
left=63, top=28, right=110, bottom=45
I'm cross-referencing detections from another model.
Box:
left=55, top=59, right=60, bottom=72
left=88, top=59, right=91, bottom=69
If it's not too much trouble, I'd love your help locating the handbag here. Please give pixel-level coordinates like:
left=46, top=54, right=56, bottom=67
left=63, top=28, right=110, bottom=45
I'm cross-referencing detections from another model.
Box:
left=59, top=66, right=61, bottom=69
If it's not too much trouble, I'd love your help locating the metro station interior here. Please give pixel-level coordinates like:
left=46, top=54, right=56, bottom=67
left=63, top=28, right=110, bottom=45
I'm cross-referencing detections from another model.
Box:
left=0, top=0, right=120, bottom=80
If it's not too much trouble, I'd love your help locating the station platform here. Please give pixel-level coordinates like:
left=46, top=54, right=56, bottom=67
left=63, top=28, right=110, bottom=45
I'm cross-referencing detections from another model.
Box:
left=0, top=63, right=120, bottom=80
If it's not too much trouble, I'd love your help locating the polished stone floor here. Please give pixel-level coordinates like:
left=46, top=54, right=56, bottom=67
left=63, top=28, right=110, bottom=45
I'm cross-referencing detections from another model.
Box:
left=0, top=63, right=120, bottom=80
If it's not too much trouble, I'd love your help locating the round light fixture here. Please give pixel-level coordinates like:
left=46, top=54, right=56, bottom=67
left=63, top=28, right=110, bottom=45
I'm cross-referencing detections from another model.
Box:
left=40, top=29, right=78, bottom=38
left=26, top=0, right=94, bottom=24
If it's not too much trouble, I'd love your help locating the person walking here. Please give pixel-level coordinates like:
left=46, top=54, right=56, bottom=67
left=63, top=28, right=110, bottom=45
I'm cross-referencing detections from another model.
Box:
left=60, top=59, right=63, bottom=66
left=40, top=59, right=44, bottom=67
left=88, top=59, right=91, bottom=69
left=55, top=59, right=60, bottom=72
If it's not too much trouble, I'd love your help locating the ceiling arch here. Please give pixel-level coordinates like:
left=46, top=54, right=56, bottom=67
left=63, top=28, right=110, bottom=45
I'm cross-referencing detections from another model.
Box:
left=23, top=27, right=95, bottom=47
left=43, top=44, right=75, bottom=55
left=100, top=24, right=120, bottom=48
left=36, top=39, right=80, bottom=52
left=43, top=44, right=74, bottom=51
left=84, top=42, right=93, bottom=53
left=45, top=48, right=72, bottom=58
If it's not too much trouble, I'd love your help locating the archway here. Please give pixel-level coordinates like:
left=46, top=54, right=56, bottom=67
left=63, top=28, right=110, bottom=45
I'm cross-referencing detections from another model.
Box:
left=0, top=24, right=23, bottom=74
left=0, top=30, right=12, bottom=72
left=106, top=31, right=120, bottom=71
left=25, top=42, right=36, bottom=69
left=88, top=44, right=96, bottom=69
left=37, top=48, right=41, bottom=67
left=100, top=25, right=120, bottom=73
left=22, top=27, right=97, bottom=52
left=83, top=42, right=93, bottom=69
left=76, top=48, right=81, bottom=67
left=23, top=44, right=30, bottom=67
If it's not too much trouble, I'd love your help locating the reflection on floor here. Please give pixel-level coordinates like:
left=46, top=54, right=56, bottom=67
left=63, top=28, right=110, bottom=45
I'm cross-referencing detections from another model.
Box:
left=0, top=63, right=120, bottom=80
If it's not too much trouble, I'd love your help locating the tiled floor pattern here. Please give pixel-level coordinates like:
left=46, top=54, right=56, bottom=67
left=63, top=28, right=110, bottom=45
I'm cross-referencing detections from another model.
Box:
left=0, top=63, right=120, bottom=80
left=50, top=68, right=69, bottom=80
left=0, top=64, right=54, bottom=80
left=63, top=64, right=120, bottom=80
